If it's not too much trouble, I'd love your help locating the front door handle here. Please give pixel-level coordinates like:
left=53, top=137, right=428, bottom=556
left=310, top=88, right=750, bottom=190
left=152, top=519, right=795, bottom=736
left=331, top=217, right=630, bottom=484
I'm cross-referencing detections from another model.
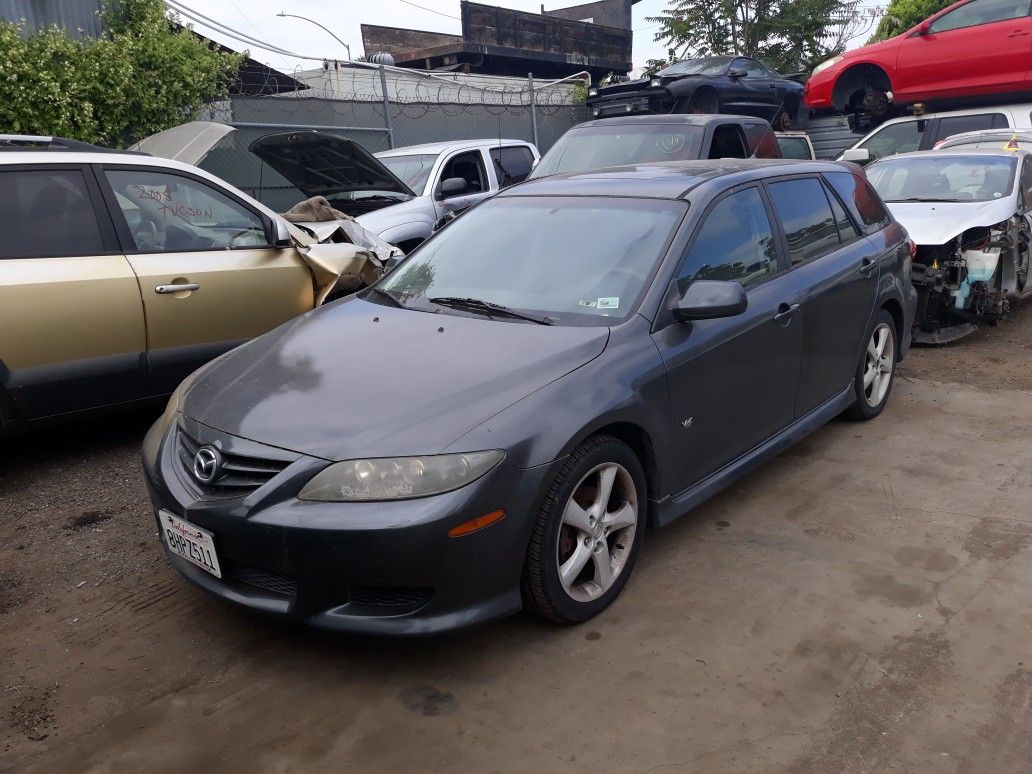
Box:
left=859, top=257, right=878, bottom=275
left=773, top=302, right=801, bottom=322
left=1008, top=30, right=1030, bottom=36
left=155, top=283, right=200, bottom=294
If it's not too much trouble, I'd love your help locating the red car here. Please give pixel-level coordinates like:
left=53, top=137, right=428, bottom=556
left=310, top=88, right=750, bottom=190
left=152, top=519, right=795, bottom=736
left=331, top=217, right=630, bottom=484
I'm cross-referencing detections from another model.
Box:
left=805, top=0, right=1032, bottom=117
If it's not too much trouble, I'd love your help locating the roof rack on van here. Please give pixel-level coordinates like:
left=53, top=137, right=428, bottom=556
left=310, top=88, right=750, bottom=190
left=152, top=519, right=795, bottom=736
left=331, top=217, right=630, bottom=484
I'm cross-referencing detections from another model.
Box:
left=0, top=134, right=149, bottom=155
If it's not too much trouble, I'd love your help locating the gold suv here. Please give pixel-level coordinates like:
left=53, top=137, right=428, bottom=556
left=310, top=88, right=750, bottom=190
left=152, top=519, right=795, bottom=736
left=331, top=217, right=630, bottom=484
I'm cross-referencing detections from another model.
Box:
left=0, top=135, right=390, bottom=435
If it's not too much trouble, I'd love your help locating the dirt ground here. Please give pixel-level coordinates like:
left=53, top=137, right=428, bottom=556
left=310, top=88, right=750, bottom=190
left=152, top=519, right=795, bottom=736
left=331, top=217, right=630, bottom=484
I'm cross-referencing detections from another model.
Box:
left=2, top=307, right=1031, bottom=773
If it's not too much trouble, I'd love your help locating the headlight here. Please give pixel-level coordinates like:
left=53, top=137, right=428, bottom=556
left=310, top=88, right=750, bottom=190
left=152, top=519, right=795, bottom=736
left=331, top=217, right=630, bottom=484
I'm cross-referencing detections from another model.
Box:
left=298, top=451, right=505, bottom=502
left=812, top=55, right=843, bottom=76
left=650, top=77, right=662, bottom=88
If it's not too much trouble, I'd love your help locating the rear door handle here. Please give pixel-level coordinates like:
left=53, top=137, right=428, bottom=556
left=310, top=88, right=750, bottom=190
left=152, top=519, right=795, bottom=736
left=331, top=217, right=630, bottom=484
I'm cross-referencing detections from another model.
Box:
left=773, top=302, right=801, bottom=322
left=155, top=283, right=200, bottom=294
left=859, top=257, right=878, bottom=275
left=1008, top=30, right=1030, bottom=36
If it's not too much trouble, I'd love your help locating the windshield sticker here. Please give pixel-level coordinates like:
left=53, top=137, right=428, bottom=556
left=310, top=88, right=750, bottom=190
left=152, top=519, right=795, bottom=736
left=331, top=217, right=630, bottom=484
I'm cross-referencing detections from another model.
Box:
left=596, top=297, right=620, bottom=310
left=578, top=299, right=597, bottom=308
left=657, top=135, right=686, bottom=154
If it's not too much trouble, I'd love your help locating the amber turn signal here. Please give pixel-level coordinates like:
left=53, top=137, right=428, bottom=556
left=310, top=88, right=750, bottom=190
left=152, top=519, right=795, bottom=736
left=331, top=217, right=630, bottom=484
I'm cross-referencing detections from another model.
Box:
left=448, top=509, right=506, bottom=538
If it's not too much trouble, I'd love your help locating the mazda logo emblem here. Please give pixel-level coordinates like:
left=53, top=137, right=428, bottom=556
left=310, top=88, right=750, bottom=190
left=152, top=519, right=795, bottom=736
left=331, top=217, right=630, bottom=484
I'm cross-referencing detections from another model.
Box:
left=193, top=446, right=222, bottom=484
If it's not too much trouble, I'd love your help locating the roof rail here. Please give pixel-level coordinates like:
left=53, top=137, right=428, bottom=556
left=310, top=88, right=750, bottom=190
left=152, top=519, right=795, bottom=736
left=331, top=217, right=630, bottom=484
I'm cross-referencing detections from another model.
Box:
left=0, top=134, right=149, bottom=155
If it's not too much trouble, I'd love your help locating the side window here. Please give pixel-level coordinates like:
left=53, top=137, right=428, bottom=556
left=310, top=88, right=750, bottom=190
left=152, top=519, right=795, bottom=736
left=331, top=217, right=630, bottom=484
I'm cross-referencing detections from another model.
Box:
left=858, top=119, right=927, bottom=160
left=933, top=113, right=1005, bottom=144
left=709, top=125, right=749, bottom=159
left=439, top=150, right=487, bottom=194
left=767, top=178, right=840, bottom=265
left=1020, top=156, right=1032, bottom=208
left=824, top=170, right=892, bottom=233
left=732, top=58, right=769, bottom=78
left=0, top=169, right=106, bottom=259
left=743, top=123, right=780, bottom=158
left=104, top=169, right=270, bottom=253
left=930, top=0, right=1028, bottom=32
left=823, top=181, right=861, bottom=244
left=490, top=146, right=535, bottom=187
left=676, top=187, right=779, bottom=290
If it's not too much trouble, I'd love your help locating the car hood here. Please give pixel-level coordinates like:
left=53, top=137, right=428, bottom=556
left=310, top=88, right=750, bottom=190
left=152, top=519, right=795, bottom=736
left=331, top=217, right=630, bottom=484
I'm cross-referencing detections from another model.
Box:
left=248, top=131, right=415, bottom=199
left=884, top=198, right=1016, bottom=245
left=180, top=298, right=609, bottom=460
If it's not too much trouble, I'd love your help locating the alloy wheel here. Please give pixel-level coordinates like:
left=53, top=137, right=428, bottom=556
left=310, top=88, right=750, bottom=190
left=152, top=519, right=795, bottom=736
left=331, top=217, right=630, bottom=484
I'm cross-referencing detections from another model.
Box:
left=555, top=462, right=639, bottom=603
left=863, top=322, right=895, bottom=408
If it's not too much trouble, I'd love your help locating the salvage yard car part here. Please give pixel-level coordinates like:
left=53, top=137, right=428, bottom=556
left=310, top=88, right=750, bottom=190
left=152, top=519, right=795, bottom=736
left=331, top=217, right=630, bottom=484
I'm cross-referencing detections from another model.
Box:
left=132, top=122, right=539, bottom=255
left=529, top=114, right=781, bottom=181
left=586, top=56, right=805, bottom=129
left=142, top=158, right=916, bottom=636
left=805, top=0, right=1032, bottom=120
left=0, top=136, right=397, bottom=437
left=866, top=148, right=1032, bottom=343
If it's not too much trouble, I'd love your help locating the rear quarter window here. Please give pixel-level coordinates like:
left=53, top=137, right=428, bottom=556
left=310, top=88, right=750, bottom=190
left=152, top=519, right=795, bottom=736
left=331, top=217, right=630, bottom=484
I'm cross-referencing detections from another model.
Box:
left=823, top=170, right=891, bottom=234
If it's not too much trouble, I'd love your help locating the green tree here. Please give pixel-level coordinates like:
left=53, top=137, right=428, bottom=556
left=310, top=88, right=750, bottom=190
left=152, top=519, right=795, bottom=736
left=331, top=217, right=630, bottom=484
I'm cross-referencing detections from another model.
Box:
left=868, top=0, right=952, bottom=42
left=0, top=0, right=241, bottom=147
left=646, top=0, right=864, bottom=74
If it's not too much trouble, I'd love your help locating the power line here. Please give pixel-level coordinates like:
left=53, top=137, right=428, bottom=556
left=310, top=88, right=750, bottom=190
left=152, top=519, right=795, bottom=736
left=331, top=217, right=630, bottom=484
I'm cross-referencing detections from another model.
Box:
left=398, top=0, right=461, bottom=20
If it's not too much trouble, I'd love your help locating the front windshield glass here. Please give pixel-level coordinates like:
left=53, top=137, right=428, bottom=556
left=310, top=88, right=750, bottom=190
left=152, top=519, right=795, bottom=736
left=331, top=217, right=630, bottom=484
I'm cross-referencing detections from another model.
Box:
left=867, top=155, right=1016, bottom=202
left=377, top=153, right=438, bottom=193
left=657, top=57, right=732, bottom=77
left=530, top=125, right=703, bottom=178
left=377, top=196, right=686, bottom=325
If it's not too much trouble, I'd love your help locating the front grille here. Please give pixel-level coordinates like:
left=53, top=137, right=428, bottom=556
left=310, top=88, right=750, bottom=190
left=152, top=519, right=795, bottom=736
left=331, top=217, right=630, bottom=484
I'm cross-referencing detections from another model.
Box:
left=349, top=585, right=432, bottom=609
left=176, top=427, right=290, bottom=499
left=231, top=563, right=298, bottom=598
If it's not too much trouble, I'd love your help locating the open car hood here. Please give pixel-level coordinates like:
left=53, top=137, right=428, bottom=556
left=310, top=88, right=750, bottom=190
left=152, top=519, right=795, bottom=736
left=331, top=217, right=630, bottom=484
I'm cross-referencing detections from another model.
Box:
left=248, top=131, right=415, bottom=199
left=885, top=198, right=1017, bottom=245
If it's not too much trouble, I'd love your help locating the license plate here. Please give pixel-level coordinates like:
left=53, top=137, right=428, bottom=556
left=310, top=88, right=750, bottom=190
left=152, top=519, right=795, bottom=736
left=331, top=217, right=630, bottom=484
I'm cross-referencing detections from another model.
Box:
left=160, top=510, right=222, bottom=578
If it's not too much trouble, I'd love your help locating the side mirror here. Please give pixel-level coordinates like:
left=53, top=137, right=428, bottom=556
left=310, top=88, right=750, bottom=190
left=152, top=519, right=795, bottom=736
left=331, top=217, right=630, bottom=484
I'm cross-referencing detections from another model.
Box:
left=271, top=217, right=292, bottom=247
left=382, top=255, right=403, bottom=274
left=674, top=280, right=748, bottom=321
left=438, top=177, right=468, bottom=199
left=916, top=20, right=931, bottom=35
left=728, top=68, right=747, bottom=79
left=840, top=148, right=872, bottom=165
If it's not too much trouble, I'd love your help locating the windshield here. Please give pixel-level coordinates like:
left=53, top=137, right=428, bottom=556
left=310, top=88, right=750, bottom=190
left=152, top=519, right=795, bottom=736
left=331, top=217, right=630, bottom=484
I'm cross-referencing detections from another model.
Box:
left=377, top=196, right=686, bottom=325
left=657, top=57, right=732, bottom=77
left=530, top=125, right=703, bottom=178
left=867, top=155, right=1016, bottom=203
left=777, top=136, right=811, bottom=159
left=377, top=153, right=438, bottom=193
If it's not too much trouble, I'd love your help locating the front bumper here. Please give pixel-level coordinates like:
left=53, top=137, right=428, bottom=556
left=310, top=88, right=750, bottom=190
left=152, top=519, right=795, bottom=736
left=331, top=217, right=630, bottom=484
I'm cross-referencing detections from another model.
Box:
left=585, top=87, right=674, bottom=117
left=803, top=73, right=835, bottom=110
left=142, top=414, right=550, bottom=636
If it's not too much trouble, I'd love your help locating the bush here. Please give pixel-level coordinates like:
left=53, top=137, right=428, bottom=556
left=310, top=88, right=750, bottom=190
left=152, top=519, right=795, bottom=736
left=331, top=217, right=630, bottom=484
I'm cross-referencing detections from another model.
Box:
left=0, top=0, right=242, bottom=147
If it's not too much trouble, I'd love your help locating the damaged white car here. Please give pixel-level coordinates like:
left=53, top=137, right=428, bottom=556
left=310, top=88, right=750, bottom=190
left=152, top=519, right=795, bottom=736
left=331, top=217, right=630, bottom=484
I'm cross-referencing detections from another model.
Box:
left=867, top=150, right=1032, bottom=343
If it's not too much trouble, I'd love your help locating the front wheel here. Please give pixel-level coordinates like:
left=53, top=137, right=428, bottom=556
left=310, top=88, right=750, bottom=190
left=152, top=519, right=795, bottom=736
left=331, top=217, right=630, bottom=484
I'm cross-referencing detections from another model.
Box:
left=522, top=436, right=646, bottom=624
left=845, top=309, right=897, bottom=421
left=687, top=89, right=720, bottom=115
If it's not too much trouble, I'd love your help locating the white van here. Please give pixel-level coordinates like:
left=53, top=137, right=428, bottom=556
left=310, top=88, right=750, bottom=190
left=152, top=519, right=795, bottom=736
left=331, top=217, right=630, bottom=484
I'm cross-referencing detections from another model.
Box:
left=838, top=104, right=1032, bottom=165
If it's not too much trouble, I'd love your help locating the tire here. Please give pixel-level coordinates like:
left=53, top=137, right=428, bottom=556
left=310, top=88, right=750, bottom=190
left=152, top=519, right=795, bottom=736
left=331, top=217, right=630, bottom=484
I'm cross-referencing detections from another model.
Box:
left=688, top=89, right=720, bottom=115
left=774, top=102, right=795, bottom=131
left=522, top=435, right=647, bottom=624
left=845, top=309, right=897, bottom=421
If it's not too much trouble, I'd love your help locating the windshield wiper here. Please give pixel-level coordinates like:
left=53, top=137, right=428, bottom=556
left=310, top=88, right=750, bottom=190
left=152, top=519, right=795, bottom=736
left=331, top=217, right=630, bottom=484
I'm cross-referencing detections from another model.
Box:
left=366, top=286, right=406, bottom=308
left=428, top=296, right=555, bottom=325
left=886, top=197, right=961, bottom=203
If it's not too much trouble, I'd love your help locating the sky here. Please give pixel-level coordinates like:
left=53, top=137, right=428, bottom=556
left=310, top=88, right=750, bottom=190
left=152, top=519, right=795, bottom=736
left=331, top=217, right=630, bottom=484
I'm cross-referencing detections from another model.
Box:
left=170, top=0, right=883, bottom=77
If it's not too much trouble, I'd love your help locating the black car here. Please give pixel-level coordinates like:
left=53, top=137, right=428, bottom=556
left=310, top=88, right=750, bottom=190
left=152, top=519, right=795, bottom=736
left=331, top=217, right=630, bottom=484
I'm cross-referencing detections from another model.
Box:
left=587, top=56, right=806, bottom=129
left=529, top=115, right=781, bottom=181
left=142, top=159, right=916, bottom=636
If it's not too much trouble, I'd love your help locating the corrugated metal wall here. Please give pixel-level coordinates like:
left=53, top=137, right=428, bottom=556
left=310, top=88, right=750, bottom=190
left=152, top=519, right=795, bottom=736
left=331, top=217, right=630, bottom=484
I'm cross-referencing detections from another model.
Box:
left=806, top=115, right=863, bottom=159
left=0, top=0, right=105, bottom=38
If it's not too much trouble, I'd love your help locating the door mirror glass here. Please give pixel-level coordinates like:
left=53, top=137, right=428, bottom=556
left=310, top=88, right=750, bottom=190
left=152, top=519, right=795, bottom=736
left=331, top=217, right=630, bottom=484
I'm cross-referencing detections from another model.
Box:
left=728, top=68, right=747, bottom=79
left=675, top=280, right=748, bottom=320
left=840, top=148, right=872, bottom=164
left=439, top=177, right=468, bottom=199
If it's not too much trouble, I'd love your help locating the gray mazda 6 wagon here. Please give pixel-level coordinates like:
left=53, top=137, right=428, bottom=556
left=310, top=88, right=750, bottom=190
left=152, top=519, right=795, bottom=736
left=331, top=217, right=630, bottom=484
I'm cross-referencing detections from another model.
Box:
left=142, top=159, right=917, bottom=635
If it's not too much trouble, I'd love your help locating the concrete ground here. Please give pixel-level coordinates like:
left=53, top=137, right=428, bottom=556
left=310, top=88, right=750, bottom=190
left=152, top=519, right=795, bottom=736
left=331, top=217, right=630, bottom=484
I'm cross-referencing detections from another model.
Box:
left=2, top=309, right=1031, bottom=773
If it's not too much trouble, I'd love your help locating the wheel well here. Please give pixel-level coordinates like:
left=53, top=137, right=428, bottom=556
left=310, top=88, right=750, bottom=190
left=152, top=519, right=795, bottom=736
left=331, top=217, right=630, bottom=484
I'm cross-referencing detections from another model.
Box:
left=396, top=237, right=425, bottom=255
left=881, top=298, right=904, bottom=359
left=832, top=64, right=892, bottom=113
left=687, top=85, right=719, bottom=110
left=590, top=422, right=660, bottom=510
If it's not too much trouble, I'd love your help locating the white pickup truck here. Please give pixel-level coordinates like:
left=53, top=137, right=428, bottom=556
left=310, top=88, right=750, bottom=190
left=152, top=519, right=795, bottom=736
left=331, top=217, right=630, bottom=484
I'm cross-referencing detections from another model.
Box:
left=134, top=123, right=539, bottom=254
